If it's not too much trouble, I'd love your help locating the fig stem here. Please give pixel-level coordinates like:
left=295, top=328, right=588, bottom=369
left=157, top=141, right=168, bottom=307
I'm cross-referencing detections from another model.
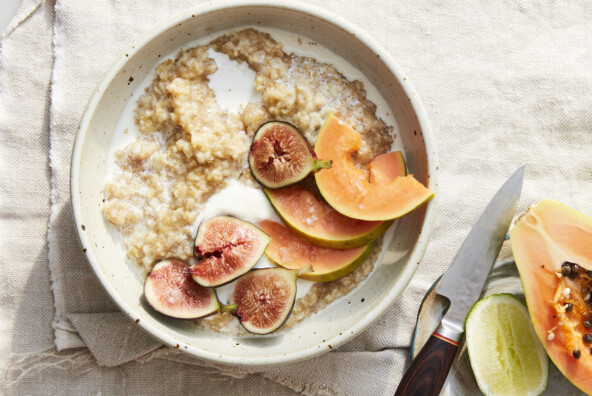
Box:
left=313, top=159, right=332, bottom=171
left=296, top=265, right=314, bottom=277
left=219, top=303, right=238, bottom=313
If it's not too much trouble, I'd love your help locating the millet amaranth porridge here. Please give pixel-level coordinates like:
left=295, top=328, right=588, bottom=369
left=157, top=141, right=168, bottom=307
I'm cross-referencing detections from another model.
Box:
left=103, top=28, right=395, bottom=335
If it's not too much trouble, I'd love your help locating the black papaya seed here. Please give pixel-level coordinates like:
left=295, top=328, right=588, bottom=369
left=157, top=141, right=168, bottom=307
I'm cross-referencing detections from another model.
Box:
left=561, top=266, right=571, bottom=277
left=584, top=334, right=592, bottom=343
left=573, top=350, right=581, bottom=359
left=565, top=303, right=573, bottom=313
left=569, top=270, right=579, bottom=279
left=584, top=320, right=592, bottom=329
left=561, top=264, right=571, bottom=277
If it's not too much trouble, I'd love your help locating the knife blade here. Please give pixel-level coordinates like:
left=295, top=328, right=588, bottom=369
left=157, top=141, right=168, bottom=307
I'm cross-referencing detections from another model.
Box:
left=395, top=164, right=524, bottom=396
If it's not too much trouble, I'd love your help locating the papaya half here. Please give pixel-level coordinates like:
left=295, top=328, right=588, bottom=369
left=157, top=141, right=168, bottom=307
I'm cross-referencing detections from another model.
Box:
left=510, top=199, right=592, bottom=394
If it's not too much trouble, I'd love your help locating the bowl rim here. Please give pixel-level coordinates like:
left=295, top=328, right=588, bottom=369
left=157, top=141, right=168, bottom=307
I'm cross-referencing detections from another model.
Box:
left=70, top=0, right=439, bottom=367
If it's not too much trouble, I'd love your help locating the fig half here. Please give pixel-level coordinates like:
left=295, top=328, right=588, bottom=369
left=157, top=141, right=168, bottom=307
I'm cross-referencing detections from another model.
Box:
left=248, top=121, right=331, bottom=188
left=144, top=259, right=235, bottom=319
left=191, top=216, right=270, bottom=287
left=230, top=267, right=299, bottom=334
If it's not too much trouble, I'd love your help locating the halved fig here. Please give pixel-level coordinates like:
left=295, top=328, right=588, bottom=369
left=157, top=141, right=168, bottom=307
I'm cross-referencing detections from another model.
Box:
left=191, top=216, right=270, bottom=287
left=230, top=267, right=298, bottom=334
left=144, top=259, right=235, bottom=319
left=248, top=121, right=331, bottom=188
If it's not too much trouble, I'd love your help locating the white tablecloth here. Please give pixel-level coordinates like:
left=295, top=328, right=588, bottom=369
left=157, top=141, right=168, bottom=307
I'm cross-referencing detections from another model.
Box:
left=2, top=0, right=591, bottom=394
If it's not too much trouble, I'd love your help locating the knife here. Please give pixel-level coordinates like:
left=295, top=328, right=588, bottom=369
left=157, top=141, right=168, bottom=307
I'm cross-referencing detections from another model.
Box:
left=395, top=164, right=525, bottom=396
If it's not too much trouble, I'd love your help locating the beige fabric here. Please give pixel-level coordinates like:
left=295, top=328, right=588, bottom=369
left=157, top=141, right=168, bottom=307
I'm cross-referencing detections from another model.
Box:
left=2, top=0, right=592, bottom=395
left=0, top=0, right=55, bottom=368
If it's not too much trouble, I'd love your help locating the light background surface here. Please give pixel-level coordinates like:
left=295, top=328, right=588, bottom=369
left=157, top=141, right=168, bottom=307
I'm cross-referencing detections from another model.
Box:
left=1, top=1, right=591, bottom=395
left=1, top=0, right=23, bottom=33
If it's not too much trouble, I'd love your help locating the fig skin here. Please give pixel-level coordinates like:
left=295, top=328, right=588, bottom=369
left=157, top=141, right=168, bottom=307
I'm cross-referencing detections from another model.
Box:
left=191, top=216, right=270, bottom=288
left=230, top=267, right=299, bottom=335
left=248, top=121, right=331, bottom=189
left=144, top=259, right=236, bottom=320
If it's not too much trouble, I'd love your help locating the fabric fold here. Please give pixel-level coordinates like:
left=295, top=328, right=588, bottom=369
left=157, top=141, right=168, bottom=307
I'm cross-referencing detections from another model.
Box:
left=68, top=313, right=161, bottom=366
left=1, top=0, right=45, bottom=39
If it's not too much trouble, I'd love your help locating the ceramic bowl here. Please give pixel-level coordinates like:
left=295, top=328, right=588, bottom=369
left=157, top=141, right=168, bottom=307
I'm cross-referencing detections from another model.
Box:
left=70, top=0, right=438, bottom=367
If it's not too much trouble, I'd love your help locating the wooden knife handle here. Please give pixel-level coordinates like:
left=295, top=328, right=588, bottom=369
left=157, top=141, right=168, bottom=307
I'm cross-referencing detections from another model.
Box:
left=395, top=332, right=459, bottom=396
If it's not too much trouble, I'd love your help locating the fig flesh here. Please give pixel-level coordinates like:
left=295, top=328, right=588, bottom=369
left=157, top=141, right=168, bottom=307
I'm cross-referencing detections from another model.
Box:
left=230, top=267, right=298, bottom=334
left=191, top=216, right=270, bottom=287
left=144, top=259, right=235, bottom=319
left=248, top=121, right=331, bottom=188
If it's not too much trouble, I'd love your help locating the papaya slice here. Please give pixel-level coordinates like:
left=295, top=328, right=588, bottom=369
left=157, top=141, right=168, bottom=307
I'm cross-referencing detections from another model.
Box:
left=368, top=151, right=406, bottom=185
left=264, top=185, right=391, bottom=249
left=314, top=114, right=433, bottom=221
left=510, top=199, right=592, bottom=394
left=263, top=152, right=405, bottom=250
left=258, top=220, right=374, bottom=282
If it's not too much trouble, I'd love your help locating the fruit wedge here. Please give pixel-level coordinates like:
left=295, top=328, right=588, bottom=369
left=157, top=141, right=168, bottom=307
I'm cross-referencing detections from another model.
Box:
left=230, top=267, right=298, bottom=334
left=465, top=293, right=549, bottom=396
left=265, top=185, right=391, bottom=249
left=264, top=151, right=405, bottom=249
left=191, top=216, right=270, bottom=287
left=248, top=121, right=331, bottom=188
left=314, top=114, right=433, bottom=221
left=144, top=259, right=235, bottom=319
left=258, top=220, right=374, bottom=282
left=368, top=151, right=406, bottom=184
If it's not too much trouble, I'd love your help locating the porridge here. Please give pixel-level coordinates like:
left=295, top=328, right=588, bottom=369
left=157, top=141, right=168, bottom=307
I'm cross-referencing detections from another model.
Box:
left=103, top=28, right=397, bottom=334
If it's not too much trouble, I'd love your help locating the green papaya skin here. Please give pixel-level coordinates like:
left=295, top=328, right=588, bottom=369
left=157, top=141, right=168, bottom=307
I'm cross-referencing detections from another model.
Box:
left=264, top=186, right=391, bottom=250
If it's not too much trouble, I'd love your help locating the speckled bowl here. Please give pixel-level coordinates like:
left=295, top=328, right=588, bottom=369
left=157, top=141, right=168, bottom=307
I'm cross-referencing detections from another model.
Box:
left=70, top=0, right=438, bottom=367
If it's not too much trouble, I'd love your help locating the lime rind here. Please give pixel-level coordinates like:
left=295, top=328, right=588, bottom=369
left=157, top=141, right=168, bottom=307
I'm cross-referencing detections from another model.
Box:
left=465, top=293, right=549, bottom=396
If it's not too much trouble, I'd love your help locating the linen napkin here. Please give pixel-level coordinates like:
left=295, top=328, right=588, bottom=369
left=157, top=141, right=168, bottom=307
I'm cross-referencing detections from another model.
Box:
left=0, top=0, right=56, bottom=376
left=37, top=0, right=592, bottom=394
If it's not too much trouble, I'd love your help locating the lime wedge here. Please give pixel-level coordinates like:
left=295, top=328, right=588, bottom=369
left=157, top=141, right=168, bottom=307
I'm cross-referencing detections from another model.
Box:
left=465, top=293, right=549, bottom=396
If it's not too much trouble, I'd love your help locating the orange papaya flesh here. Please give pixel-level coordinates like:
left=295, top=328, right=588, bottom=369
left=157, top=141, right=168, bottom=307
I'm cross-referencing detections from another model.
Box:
left=314, top=114, right=433, bottom=221
left=510, top=199, right=592, bottom=394
left=257, top=220, right=374, bottom=282
left=368, top=151, right=407, bottom=184
left=264, top=149, right=406, bottom=249
left=264, top=185, right=390, bottom=249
